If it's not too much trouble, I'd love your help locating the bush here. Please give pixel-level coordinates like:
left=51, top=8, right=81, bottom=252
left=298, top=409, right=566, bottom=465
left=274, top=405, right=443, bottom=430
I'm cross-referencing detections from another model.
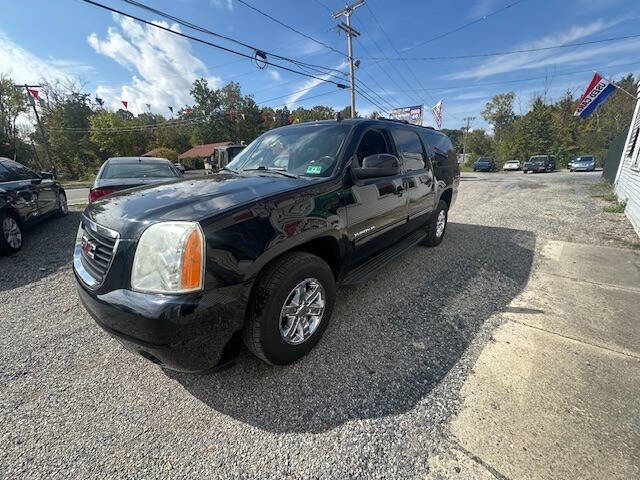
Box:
left=181, top=156, right=204, bottom=170
left=149, top=147, right=179, bottom=162
left=604, top=200, right=627, bottom=213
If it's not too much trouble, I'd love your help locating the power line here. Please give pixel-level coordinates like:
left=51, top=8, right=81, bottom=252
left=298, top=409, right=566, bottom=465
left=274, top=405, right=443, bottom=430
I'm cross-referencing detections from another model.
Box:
left=365, top=61, right=640, bottom=94
left=235, top=0, right=348, bottom=59
left=366, top=32, right=640, bottom=61
left=79, top=0, right=349, bottom=89
left=122, top=0, right=347, bottom=78
left=403, top=0, right=528, bottom=52
left=362, top=2, right=434, bottom=107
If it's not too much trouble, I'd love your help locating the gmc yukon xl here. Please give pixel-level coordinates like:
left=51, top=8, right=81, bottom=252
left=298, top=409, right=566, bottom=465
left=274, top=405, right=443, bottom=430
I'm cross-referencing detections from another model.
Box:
left=74, top=118, right=459, bottom=372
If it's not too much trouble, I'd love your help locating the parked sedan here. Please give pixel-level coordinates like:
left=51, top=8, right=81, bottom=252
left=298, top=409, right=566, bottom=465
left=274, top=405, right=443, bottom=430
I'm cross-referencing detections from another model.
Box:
left=503, top=160, right=521, bottom=171
left=570, top=155, right=596, bottom=172
left=0, top=157, right=67, bottom=255
left=473, top=157, right=496, bottom=172
left=90, top=157, right=183, bottom=202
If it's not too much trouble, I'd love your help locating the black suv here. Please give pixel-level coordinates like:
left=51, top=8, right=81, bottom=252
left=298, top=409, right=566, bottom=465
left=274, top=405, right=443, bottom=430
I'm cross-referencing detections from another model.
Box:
left=74, top=119, right=459, bottom=372
left=0, top=157, right=67, bottom=255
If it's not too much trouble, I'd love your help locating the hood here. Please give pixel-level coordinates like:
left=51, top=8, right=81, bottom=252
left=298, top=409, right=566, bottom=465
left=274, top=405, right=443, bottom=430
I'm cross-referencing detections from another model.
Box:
left=84, top=172, right=311, bottom=238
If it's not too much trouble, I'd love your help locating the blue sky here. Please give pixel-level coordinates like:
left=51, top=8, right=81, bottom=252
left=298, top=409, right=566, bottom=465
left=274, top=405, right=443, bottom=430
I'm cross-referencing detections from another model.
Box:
left=1, top=0, right=639, bottom=130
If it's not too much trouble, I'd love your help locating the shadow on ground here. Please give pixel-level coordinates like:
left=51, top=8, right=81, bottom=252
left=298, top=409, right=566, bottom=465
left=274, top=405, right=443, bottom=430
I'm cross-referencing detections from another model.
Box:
left=169, top=222, right=536, bottom=434
left=0, top=212, right=81, bottom=292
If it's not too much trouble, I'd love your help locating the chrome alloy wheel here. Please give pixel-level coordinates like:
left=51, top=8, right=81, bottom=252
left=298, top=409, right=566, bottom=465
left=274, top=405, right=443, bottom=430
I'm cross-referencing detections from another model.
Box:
left=3, top=216, right=22, bottom=249
left=279, top=278, right=326, bottom=345
left=435, top=210, right=447, bottom=238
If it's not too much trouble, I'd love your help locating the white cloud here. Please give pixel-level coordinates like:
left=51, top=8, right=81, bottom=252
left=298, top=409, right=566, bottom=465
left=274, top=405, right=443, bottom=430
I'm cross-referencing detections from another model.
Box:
left=267, top=69, right=281, bottom=81
left=284, top=61, right=348, bottom=107
left=447, top=19, right=630, bottom=80
left=0, top=30, right=87, bottom=84
left=468, top=0, right=500, bottom=18
left=210, top=0, right=233, bottom=12
left=88, top=14, right=220, bottom=114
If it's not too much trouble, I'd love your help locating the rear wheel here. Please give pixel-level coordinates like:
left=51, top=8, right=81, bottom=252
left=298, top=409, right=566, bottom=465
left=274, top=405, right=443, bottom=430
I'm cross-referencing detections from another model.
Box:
left=0, top=211, right=23, bottom=255
left=422, top=200, right=448, bottom=247
left=244, top=252, right=336, bottom=365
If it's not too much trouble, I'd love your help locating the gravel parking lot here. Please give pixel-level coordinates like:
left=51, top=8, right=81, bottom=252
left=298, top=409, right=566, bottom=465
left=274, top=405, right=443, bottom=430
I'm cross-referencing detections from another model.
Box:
left=0, top=171, right=636, bottom=478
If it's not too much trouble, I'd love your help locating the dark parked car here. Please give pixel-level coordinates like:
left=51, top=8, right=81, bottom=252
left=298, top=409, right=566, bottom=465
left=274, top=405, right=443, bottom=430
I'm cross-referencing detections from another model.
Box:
left=0, top=157, right=67, bottom=255
left=569, top=155, right=596, bottom=172
left=89, top=157, right=183, bottom=202
left=74, top=119, right=459, bottom=372
left=473, top=156, right=496, bottom=172
left=523, top=155, right=556, bottom=173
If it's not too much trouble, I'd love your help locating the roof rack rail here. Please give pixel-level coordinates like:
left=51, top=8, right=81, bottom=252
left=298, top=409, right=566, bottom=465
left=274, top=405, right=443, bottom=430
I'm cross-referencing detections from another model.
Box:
left=376, top=117, right=439, bottom=132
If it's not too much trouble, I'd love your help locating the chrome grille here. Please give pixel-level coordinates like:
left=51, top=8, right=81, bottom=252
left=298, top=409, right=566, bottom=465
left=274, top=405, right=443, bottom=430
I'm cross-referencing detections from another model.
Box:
left=74, top=217, right=119, bottom=289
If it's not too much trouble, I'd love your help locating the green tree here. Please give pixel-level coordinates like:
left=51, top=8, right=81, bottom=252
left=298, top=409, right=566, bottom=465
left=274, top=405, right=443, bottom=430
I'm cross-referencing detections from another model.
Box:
left=481, top=92, right=516, bottom=143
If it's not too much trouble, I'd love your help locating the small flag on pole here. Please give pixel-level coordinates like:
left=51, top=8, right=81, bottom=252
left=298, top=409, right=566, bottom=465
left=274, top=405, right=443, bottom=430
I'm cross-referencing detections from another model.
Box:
left=145, top=103, right=151, bottom=111
left=28, top=89, right=39, bottom=100
left=121, top=100, right=128, bottom=109
left=185, top=107, right=191, bottom=116
left=168, top=106, right=174, bottom=114
left=431, top=100, right=443, bottom=129
left=574, top=72, right=617, bottom=119
left=95, top=96, right=104, bottom=107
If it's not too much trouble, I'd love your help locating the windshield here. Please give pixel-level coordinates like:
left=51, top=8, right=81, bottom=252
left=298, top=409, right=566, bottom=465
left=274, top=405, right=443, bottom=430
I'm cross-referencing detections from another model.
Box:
left=575, top=156, right=594, bottom=162
left=529, top=156, right=546, bottom=164
left=101, top=162, right=178, bottom=179
left=477, top=157, right=491, bottom=162
left=227, top=124, right=350, bottom=177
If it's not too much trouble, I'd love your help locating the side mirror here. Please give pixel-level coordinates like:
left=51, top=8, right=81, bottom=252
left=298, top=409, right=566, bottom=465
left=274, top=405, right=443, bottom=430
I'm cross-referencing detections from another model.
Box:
left=40, top=171, right=54, bottom=179
left=352, top=154, right=400, bottom=180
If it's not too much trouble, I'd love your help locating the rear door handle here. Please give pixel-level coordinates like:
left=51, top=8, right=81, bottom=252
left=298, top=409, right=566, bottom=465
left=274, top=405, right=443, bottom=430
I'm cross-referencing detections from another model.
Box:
left=395, top=186, right=404, bottom=196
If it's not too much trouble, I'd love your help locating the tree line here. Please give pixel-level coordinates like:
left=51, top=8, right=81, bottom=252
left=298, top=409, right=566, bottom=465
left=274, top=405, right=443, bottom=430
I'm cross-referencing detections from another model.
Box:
left=442, top=73, right=638, bottom=168
left=2, top=72, right=637, bottom=179
left=0, top=74, right=353, bottom=180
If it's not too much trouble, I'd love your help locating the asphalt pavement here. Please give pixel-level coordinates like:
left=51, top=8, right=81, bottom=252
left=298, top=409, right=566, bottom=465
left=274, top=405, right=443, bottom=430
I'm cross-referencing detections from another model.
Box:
left=1, top=170, right=638, bottom=478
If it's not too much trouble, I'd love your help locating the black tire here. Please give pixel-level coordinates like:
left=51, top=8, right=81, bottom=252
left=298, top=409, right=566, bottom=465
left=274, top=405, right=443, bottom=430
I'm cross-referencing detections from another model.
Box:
left=244, top=252, right=336, bottom=365
left=0, top=211, right=23, bottom=255
left=57, top=190, right=68, bottom=217
left=422, top=200, right=448, bottom=247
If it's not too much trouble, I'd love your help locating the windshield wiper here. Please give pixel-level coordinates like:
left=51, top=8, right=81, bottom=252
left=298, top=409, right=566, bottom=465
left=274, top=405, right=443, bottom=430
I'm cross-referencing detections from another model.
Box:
left=220, top=166, right=240, bottom=174
left=240, top=166, right=298, bottom=178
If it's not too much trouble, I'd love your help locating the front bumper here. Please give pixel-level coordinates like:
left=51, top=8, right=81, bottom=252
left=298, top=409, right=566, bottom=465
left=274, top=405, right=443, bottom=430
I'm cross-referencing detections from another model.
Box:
left=573, top=166, right=595, bottom=171
left=75, top=276, right=249, bottom=372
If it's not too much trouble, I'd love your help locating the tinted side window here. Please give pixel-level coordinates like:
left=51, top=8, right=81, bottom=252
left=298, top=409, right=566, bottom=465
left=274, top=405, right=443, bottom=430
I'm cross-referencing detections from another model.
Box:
left=4, top=160, right=39, bottom=180
left=356, top=129, right=390, bottom=166
left=391, top=128, right=425, bottom=171
left=0, top=163, right=16, bottom=182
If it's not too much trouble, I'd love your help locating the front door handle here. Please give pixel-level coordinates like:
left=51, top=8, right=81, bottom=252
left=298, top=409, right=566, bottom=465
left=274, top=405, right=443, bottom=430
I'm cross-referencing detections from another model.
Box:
left=395, top=186, right=404, bottom=196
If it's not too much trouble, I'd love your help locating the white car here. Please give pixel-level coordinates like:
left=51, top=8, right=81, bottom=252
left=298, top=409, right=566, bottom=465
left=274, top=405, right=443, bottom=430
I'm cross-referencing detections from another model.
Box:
left=503, top=160, right=521, bottom=171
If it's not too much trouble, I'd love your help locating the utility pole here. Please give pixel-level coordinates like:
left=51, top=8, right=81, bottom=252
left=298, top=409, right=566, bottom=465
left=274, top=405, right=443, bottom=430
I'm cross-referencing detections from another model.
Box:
left=462, top=116, right=475, bottom=165
left=20, top=84, right=54, bottom=170
left=332, top=0, right=365, bottom=118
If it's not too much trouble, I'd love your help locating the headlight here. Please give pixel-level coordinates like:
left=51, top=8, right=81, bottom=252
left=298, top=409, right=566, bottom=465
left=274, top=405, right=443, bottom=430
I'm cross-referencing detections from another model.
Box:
left=131, top=221, right=205, bottom=294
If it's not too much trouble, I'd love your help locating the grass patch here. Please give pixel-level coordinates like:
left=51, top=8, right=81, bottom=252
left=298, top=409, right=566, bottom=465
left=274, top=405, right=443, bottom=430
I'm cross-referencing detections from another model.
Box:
left=604, top=200, right=627, bottom=213
left=626, top=241, right=640, bottom=250
left=460, top=165, right=474, bottom=172
left=591, top=193, right=617, bottom=202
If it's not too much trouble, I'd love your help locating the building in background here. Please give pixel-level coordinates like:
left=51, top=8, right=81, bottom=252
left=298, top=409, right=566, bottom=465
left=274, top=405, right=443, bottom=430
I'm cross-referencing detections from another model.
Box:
left=614, top=86, right=640, bottom=236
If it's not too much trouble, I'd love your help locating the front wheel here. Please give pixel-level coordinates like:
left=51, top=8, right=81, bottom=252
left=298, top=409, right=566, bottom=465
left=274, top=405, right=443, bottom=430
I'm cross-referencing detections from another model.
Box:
left=0, top=211, right=23, bottom=255
left=244, top=252, right=336, bottom=365
left=422, top=200, right=448, bottom=247
left=57, top=190, right=68, bottom=217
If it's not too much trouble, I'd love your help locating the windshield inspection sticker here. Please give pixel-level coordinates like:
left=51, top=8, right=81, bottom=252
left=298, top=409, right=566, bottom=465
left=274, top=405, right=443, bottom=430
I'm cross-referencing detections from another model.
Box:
left=306, top=165, right=322, bottom=174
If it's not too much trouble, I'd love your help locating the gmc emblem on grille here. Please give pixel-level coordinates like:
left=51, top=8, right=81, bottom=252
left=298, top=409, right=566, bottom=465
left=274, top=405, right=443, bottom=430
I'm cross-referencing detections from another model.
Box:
left=81, top=235, right=97, bottom=260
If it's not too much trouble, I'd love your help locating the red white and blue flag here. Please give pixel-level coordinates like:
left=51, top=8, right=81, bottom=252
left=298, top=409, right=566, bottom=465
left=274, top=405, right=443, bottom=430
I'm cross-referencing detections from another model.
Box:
left=574, top=72, right=617, bottom=119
